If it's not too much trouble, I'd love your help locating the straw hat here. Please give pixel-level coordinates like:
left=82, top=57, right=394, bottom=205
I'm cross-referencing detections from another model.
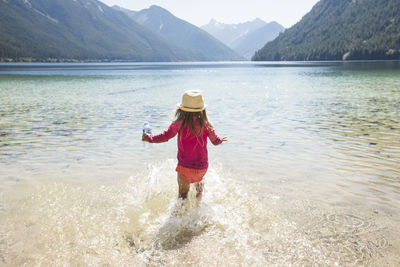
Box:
left=177, top=90, right=207, bottom=112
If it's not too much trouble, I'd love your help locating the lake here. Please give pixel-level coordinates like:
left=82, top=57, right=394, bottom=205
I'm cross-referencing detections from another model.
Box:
left=0, top=61, right=399, bottom=266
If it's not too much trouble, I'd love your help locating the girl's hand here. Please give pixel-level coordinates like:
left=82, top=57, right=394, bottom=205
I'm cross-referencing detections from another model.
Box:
left=142, top=133, right=150, bottom=142
left=222, top=137, right=228, bottom=142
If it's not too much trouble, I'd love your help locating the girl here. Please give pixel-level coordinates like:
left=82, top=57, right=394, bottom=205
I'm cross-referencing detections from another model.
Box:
left=142, top=90, right=227, bottom=200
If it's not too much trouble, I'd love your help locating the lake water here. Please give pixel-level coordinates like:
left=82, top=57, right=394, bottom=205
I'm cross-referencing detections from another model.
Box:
left=0, top=61, right=399, bottom=266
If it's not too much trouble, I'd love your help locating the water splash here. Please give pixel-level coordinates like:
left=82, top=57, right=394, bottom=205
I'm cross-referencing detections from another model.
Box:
left=0, top=160, right=396, bottom=266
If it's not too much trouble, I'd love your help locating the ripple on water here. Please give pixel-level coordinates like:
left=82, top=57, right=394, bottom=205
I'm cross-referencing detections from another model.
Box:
left=1, top=62, right=400, bottom=265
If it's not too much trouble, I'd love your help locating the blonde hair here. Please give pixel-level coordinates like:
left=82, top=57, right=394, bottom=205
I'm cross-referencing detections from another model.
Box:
left=174, top=109, right=213, bottom=138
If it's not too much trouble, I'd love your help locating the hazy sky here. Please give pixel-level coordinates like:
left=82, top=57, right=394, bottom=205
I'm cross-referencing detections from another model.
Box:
left=99, top=0, right=320, bottom=28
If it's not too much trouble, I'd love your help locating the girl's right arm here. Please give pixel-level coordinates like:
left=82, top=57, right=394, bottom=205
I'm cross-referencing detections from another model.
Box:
left=146, top=121, right=180, bottom=143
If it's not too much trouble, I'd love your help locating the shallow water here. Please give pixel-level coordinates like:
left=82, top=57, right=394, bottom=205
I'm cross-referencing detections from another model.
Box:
left=0, top=61, right=400, bottom=266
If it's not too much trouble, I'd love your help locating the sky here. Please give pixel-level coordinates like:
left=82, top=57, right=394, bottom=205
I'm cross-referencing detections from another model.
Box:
left=99, top=0, right=320, bottom=28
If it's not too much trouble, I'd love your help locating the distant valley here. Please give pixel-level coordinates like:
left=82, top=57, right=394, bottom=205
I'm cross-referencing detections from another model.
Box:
left=114, top=5, right=242, bottom=61
left=201, top=19, right=285, bottom=59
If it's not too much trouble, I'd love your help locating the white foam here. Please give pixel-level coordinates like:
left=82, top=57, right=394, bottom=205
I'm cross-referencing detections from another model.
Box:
left=0, top=159, right=393, bottom=265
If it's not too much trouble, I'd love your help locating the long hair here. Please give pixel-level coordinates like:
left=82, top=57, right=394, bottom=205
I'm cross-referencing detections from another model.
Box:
left=174, top=109, right=213, bottom=139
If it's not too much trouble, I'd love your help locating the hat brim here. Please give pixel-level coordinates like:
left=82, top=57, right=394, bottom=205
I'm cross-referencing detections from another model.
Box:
left=177, top=103, right=207, bottom=112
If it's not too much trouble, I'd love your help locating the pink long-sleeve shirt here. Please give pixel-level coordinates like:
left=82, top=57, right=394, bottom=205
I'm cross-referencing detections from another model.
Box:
left=148, top=120, right=223, bottom=169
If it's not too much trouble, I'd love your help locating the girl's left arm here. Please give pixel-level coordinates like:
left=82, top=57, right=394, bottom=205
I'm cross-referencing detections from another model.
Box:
left=148, top=122, right=180, bottom=143
left=207, top=126, right=228, bottom=145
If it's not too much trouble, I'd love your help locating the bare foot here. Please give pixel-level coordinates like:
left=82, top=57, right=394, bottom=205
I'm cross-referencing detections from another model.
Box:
left=195, top=182, right=204, bottom=202
left=196, top=192, right=202, bottom=202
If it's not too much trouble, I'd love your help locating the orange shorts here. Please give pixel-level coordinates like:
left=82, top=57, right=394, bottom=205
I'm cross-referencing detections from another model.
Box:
left=176, top=165, right=207, bottom=183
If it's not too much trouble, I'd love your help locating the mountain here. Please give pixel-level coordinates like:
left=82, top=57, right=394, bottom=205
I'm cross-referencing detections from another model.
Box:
left=0, top=0, right=196, bottom=62
left=253, top=0, right=400, bottom=61
left=230, top=22, right=285, bottom=59
left=112, top=5, right=136, bottom=20
left=112, top=5, right=136, bottom=16
left=201, top=19, right=284, bottom=59
left=117, top=5, right=242, bottom=61
left=201, top=18, right=267, bottom=47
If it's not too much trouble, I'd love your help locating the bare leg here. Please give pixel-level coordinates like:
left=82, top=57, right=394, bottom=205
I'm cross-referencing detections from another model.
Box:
left=177, top=173, right=190, bottom=199
left=195, top=182, right=204, bottom=201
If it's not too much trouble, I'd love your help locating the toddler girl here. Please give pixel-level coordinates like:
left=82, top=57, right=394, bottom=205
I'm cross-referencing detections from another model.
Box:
left=142, top=90, right=227, bottom=200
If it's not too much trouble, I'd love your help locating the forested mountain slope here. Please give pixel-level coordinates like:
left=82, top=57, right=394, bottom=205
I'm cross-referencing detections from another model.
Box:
left=253, top=0, right=400, bottom=61
left=0, top=0, right=191, bottom=61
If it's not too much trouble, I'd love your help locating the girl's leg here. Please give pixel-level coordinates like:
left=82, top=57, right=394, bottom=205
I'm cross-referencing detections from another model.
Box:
left=177, top=173, right=190, bottom=199
left=195, top=182, right=204, bottom=201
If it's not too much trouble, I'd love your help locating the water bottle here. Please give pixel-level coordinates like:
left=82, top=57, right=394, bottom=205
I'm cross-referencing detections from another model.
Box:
left=143, top=122, right=152, bottom=135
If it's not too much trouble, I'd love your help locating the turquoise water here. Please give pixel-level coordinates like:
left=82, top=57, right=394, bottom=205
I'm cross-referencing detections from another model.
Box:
left=0, top=61, right=399, bottom=265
